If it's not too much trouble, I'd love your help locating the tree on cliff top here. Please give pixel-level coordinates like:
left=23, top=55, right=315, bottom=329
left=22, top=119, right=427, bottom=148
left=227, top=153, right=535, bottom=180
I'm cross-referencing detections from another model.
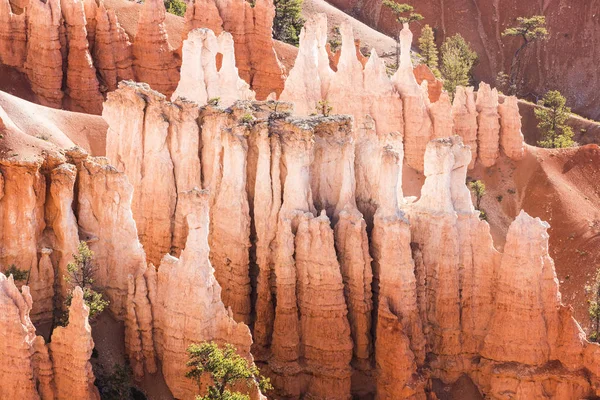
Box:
left=186, top=342, right=272, bottom=400
left=535, top=90, right=575, bottom=148
left=440, top=34, right=478, bottom=100
left=382, top=0, right=423, bottom=68
left=273, top=0, right=305, bottom=46
left=502, top=16, right=548, bottom=95
left=418, top=25, right=440, bottom=78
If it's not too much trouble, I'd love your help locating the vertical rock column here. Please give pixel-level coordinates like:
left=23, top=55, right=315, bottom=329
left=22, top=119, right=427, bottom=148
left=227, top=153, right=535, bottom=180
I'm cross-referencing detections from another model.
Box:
left=452, top=86, right=478, bottom=170
left=0, top=0, right=27, bottom=67
left=25, top=0, right=64, bottom=108
left=476, top=83, right=500, bottom=167
left=391, top=23, right=432, bottom=173
left=132, top=0, right=179, bottom=95
left=94, top=3, right=134, bottom=91
left=498, top=95, right=526, bottom=160
left=50, top=286, right=100, bottom=400
left=372, top=148, right=425, bottom=399
left=60, top=0, right=103, bottom=114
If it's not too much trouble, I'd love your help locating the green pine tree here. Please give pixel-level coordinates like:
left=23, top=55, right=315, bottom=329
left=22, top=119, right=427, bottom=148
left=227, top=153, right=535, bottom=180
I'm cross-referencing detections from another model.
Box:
left=502, top=16, right=548, bottom=95
left=186, top=342, right=272, bottom=400
left=273, top=0, right=305, bottom=46
left=535, top=90, right=575, bottom=148
left=418, top=25, right=440, bottom=77
left=382, top=0, right=424, bottom=69
left=440, top=34, right=477, bottom=99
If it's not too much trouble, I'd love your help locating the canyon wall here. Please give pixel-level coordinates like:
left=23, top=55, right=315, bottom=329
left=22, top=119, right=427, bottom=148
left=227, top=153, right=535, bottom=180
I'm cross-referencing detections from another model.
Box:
left=0, top=0, right=285, bottom=113
left=324, top=0, right=600, bottom=121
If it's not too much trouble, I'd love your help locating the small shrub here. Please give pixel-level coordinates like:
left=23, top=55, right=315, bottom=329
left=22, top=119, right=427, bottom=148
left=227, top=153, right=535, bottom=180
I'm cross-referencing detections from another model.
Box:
left=208, top=97, right=221, bottom=106
left=3, top=264, right=29, bottom=282
left=241, top=113, right=254, bottom=124
left=496, top=195, right=503, bottom=203
left=478, top=210, right=487, bottom=221
left=164, top=0, right=186, bottom=16
left=468, top=180, right=486, bottom=210
left=316, top=100, right=333, bottom=117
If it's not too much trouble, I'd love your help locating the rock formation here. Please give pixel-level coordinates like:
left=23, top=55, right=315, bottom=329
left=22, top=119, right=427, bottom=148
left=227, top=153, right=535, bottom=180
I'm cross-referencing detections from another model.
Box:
left=498, top=94, right=526, bottom=160
left=93, top=3, right=135, bottom=92
left=475, top=83, right=501, bottom=167
left=0, top=0, right=27, bottom=67
left=183, top=0, right=286, bottom=99
left=452, top=86, right=478, bottom=169
left=152, top=191, right=255, bottom=399
left=172, top=28, right=255, bottom=107
left=24, top=0, right=64, bottom=109
left=132, top=0, right=180, bottom=96
left=49, top=286, right=100, bottom=400
left=60, top=0, right=103, bottom=113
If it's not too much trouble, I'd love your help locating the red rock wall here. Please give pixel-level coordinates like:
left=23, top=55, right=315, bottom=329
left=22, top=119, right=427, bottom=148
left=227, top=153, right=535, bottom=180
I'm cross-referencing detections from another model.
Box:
left=324, top=0, right=600, bottom=121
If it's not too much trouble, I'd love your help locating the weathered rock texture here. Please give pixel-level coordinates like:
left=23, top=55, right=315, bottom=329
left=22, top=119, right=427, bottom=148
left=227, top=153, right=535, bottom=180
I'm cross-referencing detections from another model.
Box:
left=183, top=0, right=286, bottom=99
left=172, top=28, right=255, bottom=107
left=280, top=15, right=523, bottom=172
left=0, top=0, right=286, bottom=112
left=323, top=0, right=600, bottom=121
left=0, top=275, right=101, bottom=399
left=49, top=286, right=100, bottom=400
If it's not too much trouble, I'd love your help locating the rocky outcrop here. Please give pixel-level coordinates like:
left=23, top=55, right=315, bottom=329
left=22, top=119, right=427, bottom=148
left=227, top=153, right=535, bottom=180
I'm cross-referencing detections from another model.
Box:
left=172, top=28, right=255, bottom=107
left=183, top=0, right=285, bottom=100
left=0, top=275, right=45, bottom=398
left=131, top=0, right=179, bottom=96
left=498, top=95, right=526, bottom=161
left=152, top=191, right=255, bottom=399
left=327, top=0, right=600, bottom=121
left=475, top=83, right=501, bottom=167
left=0, top=0, right=27, bottom=67
left=49, top=286, right=100, bottom=400
left=24, top=0, right=64, bottom=109
left=390, top=23, right=432, bottom=173
left=93, top=3, right=134, bottom=92
left=60, top=0, right=103, bottom=113
left=452, top=86, right=478, bottom=169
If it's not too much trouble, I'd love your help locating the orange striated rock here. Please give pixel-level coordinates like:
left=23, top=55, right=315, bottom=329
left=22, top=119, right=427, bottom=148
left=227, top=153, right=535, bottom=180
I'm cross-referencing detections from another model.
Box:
left=498, top=94, right=526, bottom=161
left=132, top=0, right=179, bottom=95
left=391, top=23, right=432, bottom=173
left=451, top=86, right=478, bottom=169
left=75, top=154, right=149, bottom=318
left=0, top=275, right=46, bottom=399
left=60, top=0, right=103, bottom=113
left=24, top=0, right=64, bottom=109
left=29, top=248, right=54, bottom=323
left=371, top=147, right=425, bottom=398
left=0, top=0, right=27, bottom=68
left=49, top=286, right=100, bottom=400
left=183, top=0, right=285, bottom=100
left=152, top=191, right=256, bottom=399
left=475, top=82, right=500, bottom=167
left=94, top=2, right=134, bottom=91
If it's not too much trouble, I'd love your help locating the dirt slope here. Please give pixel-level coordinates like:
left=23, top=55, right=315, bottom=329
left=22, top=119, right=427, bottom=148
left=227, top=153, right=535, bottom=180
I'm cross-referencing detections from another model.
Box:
left=0, top=90, right=107, bottom=156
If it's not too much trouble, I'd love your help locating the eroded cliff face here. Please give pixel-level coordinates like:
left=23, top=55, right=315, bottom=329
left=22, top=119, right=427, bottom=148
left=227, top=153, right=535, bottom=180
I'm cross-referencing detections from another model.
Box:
left=0, top=0, right=285, bottom=113
left=0, top=273, right=98, bottom=399
left=280, top=15, right=524, bottom=173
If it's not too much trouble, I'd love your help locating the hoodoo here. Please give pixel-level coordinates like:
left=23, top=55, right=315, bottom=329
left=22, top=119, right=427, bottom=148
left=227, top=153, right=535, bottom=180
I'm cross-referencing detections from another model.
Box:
left=0, top=2, right=598, bottom=399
